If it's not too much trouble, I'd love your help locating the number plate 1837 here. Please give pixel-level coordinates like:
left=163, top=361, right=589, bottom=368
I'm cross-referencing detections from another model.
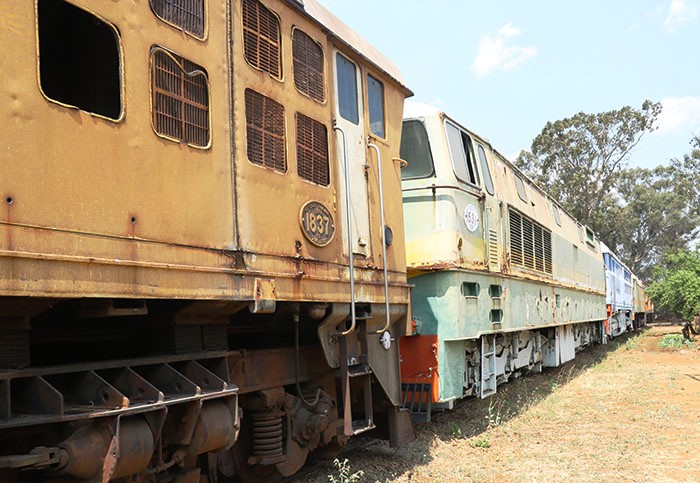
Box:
left=300, top=201, right=335, bottom=247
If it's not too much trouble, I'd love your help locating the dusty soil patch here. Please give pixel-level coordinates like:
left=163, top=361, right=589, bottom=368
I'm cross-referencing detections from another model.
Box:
left=304, top=325, right=700, bottom=482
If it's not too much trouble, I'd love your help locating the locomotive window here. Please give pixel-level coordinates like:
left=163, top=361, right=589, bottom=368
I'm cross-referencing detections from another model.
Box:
left=151, top=48, right=210, bottom=148
left=400, top=120, right=434, bottom=179
left=292, top=29, right=325, bottom=103
left=242, top=0, right=282, bottom=79
left=445, top=122, right=479, bottom=186
left=336, top=53, right=359, bottom=124
left=514, top=175, right=528, bottom=203
left=477, top=144, right=494, bottom=195
left=509, top=208, right=552, bottom=275
left=296, top=113, right=330, bottom=186
left=245, top=89, right=286, bottom=172
left=552, top=203, right=562, bottom=226
left=150, top=0, right=206, bottom=39
left=37, top=0, right=122, bottom=121
left=367, top=75, right=385, bottom=138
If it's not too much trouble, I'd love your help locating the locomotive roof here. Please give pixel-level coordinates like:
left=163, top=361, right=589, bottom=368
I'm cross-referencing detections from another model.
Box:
left=294, top=0, right=412, bottom=95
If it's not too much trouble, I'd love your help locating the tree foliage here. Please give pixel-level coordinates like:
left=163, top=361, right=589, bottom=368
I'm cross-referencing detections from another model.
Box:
left=516, top=101, right=661, bottom=242
left=613, top=153, right=700, bottom=279
left=647, top=250, right=700, bottom=321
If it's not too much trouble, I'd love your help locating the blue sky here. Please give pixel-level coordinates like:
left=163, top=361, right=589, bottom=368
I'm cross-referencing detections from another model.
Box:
left=318, top=0, right=700, bottom=168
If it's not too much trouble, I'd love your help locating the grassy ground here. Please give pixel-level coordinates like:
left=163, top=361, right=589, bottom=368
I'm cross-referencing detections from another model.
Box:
left=308, top=325, right=700, bottom=482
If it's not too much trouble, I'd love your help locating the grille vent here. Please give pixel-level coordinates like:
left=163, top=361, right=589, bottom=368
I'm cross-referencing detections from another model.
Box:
left=152, top=49, right=210, bottom=147
left=245, top=89, right=286, bottom=171
left=488, top=228, right=499, bottom=268
left=509, top=209, right=552, bottom=275
left=296, top=113, right=329, bottom=185
left=293, top=29, right=325, bottom=102
left=150, top=0, right=205, bottom=38
left=242, top=0, right=281, bottom=78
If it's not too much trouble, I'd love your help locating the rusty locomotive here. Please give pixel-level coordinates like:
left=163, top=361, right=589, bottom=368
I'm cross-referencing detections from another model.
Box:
left=0, top=0, right=414, bottom=481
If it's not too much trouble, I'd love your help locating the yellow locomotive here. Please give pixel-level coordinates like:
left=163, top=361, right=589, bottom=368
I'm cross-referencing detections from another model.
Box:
left=0, top=0, right=413, bottom=481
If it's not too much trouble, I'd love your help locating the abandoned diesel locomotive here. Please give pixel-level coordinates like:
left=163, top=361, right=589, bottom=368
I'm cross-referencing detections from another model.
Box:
left=0, top=0, right=414, bottom=481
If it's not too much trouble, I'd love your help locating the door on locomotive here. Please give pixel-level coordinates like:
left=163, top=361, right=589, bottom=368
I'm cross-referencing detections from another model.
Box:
left=444, top=120, right=487, bottom=263
left=333, top=51, right=372, bottom=258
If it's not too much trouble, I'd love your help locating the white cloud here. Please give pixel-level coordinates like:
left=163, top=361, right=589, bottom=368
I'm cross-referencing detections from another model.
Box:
left=663, top=0, right=699, bottom=32
left=656, top=96, right=700, bottom=134
left=472, top=22, right=537, bottom=78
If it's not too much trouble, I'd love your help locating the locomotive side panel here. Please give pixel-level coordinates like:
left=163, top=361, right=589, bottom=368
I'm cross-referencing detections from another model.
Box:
left=399, top=103, right=607, bottom=409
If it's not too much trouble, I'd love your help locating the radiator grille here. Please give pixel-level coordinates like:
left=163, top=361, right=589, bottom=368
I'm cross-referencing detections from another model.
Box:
left=296, top=113, right=329, bottom=185
left=242, top=0, right=281, bottom=78
left=152, top=49, right=210, bottom=147
left=245, top=89, right=286, bottom=171
left=509, top=209, right=552, bottom=275
left=293, top=29, right=325, bottom=103
left=150, top=0, right=205, bottom=38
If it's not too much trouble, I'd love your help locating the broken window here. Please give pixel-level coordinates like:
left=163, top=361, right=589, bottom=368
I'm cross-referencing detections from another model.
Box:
left=151, top=48, right=210, bottom=148
left=38, top=0, right=122, bottom=120
left=150, top=0, right=206, bottom=39
left=400, top=120, right=434, bottom=179
left=445, top=121, right=479, bottom=186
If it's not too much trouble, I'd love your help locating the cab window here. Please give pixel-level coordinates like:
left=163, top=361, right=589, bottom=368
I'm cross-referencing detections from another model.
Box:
left=445, top=122, right=479, bottom=186
left=336, top=53, right=359, bottom=124
left=400, top=120, right=434, bottom=179
left=367, top=75, right=385, bottom=137
left=477, top=144, right=494, bottom=195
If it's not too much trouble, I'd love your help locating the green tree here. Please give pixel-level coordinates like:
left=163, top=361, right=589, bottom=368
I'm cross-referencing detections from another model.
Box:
left=614, top=151, right=700, bottom=280
left=647, top=249, right=700, bottom=321
left=516, top=101, right=661, bottom=242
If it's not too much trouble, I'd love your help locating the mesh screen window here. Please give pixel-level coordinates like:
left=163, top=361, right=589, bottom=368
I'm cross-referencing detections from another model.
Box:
left=245, top=89, right=286, bottom=172
left=292, top=29, right=325, bottom=103
left=242, top=0, right=282, bottom=78
left=296, top=113, right=329, bottom=185
left=150, top=0, right=206, bottom=38
left=151, top=49, right=210, bottom=147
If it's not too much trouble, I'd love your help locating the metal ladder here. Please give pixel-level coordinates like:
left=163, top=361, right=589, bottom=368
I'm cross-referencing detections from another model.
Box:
left=333, top=125, right=389, bottom=436
left=338, top=316, right=376, bottom=436
left=480, top=334, right=497, bottom=398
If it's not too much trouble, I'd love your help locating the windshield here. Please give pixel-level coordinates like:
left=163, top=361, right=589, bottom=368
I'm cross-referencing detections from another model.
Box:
left=400, top=120, right=434, bottom=179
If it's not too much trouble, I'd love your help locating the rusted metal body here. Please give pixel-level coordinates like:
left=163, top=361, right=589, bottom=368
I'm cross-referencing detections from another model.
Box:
left=0, top=0, right=412, bottom=480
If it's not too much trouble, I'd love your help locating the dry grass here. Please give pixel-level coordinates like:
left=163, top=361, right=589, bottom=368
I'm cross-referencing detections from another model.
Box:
left=306, top=325, right=700, bottom=482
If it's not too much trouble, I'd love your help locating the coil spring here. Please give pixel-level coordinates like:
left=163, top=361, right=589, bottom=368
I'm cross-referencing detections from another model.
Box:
left=251, top=411, right=284, bottom=458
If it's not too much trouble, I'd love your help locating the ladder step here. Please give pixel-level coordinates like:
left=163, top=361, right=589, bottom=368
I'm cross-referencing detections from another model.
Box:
left=347, top=363, right=372, bottom=378
left=351, top=419, right=375, bottom=435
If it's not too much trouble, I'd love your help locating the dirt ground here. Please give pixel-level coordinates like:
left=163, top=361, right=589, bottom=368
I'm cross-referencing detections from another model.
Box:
left=304, top=324, right=700, bottom=482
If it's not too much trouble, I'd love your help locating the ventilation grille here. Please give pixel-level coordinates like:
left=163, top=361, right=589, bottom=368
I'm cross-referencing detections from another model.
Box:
left=509, top=209, right=552, bottom=275
left=242, top=0, right=281, bottom=78
left=488, top=228, right=499, bottom=268
left=293, top=29, right=325, bottom=102
left=245, top=89, right=286, bottom=171
left=150, top=0, right=205, bottom=38
left=296, top=113, right=329, bottom=185
left=152, top=49, right=210, bottom=147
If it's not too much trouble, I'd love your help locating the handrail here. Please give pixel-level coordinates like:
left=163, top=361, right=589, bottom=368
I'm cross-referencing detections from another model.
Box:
left=368, top=141, right=391, bottom=335
left=333, top=121, right=357, bottom=336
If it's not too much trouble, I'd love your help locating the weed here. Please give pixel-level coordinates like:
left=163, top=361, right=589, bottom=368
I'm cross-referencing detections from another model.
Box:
left=328, top=458, right=364, bottom=483
left=448, top=421, right=463, bottom=439
left=471, top=435, right=490, bottom=448
left=659, top=334, right=695, bottom=350
left=486, top=399, right=505, bottom=427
